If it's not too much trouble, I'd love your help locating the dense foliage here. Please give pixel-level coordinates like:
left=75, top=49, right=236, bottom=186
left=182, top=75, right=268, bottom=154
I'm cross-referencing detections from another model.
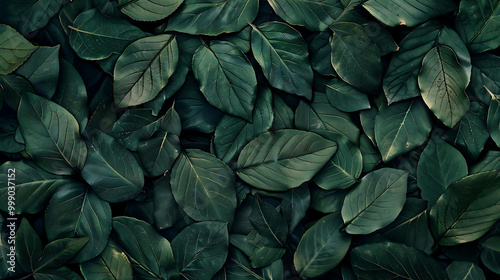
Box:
left=1, top=0, right=500, bottom=279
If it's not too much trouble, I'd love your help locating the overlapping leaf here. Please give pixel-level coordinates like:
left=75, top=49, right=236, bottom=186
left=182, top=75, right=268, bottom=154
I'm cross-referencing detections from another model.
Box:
left=118, top=0, right=183, bottom=22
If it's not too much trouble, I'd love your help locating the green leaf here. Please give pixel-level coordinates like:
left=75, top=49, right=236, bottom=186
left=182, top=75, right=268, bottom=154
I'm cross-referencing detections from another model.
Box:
left=249, top=197, right=288, bottom=248
left=118, top=0, right=183, bottom=21
left=44, top=183, right=111, bottom=263
left=443, top=102, right=489, bottom=161
left=114, top=34, right=178, bottom=108
left=446, top=261, right=486, bottom=280
left=295, top=92, right=360, bottom=144
left=262, top=259, right=283, bottom=280
left=16, top=218, right=43, bottom=273
left=170, top=149, right=237, bottom=222
left=16, top=46, right=60, bottom=100
left=313, top=135, right=362, bottom=190
left=0, top=74, right=34, bottom=110
left=375, top=99, right=432, bottom=162
left=53, top=59, right=89, bottom=134
left=0, top=116, right=24, bottom=153
left=80, top=241, right=133, bottom=280
left=193, top=40, right=257, bottom=121
left=308, top=32, right=335, bottom=76
left=341, top=168, right=408, bottom=235
left=480, top=236, right=500, bottom=274
left=250, top=21, right=313, bottom=99
left=112, top=217, right=178, bottom=279
left=282, top=184, right=310, bottom=233
left=250, top=246, right=285, bottom=269
left=236, top=129, right=337, bottom=191
left=325, top=78, right=371, bottom=113
left=214, top=87, right=273, bottom=163
left=330, top=21, right=382, bottom=94
left=471, top=150, right=500, bottom=173
left=172, top=221, right=228, bottom=280
left=0, top=25, right=37, bottom=75
left=153, top=174, right=183, bottom=229
left=455, top=0, right=500, bottom=54
left=267, top=0, right=343, bottom=31
left=380, top=198, right=433, bottom=254
left=34, top=266, right=83, bottom=280
left=351, top=242, right=449, bottom=280
left=166, top=0, right=258, bottom=35
left=310, top=188, right=347, bottom=214
left=360, top=134, right=382, bottom=172
left=418, top=45, right=470, bottom=128
left=468, top=54, right=500, bottom=105
left=69, top=9, right=146, bottom=60
left=271, top=95, right=294, bottom=130
left=294, top=213, right=351, bottom=278
left=17, top=92, right=87, bottom=175
left=34, top=237, right=89, bottom=272
left=111, top=108, right=161, bottom=151
left=59, top=0, right=93, bottom=35
left=175, top=75, right=224, bottom=133
left=363, top=0, right=456, bottom=27
left=417, top=137, right=468, bottom=208
left=429, top=169, right=500, bottom=246
left=81, top=129, right=144, bottom=203
left=488, top=94, right=500, bottom=147
left=0, top=0, right=63, bottom=35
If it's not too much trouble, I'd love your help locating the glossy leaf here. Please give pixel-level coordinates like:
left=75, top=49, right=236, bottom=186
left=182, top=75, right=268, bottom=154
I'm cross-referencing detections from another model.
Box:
left=0, top=24, right=37, bottom=75
left=429, top=169, right=500, bottom=246
left=170, top=149, right=237, bottom=222
left=192, top=40, right=257, bottom=121
left=418, top=45, right=470, bottom=128
left=351, top=242, right=449, bottom=280
left=363, top=0, right=456, bottom=27
left=114, top=34, right=178, bottom=108
left=112, top=217, right=178, bottom=279
left=480, top=236, right=500, bottom=274
left=282, top=184, right=310, bottom=233
left=342, top=168, right=408, bottom=235
left=81, top=129, right=144, bottom=203
left=294, top=213, right=351, bottom=278
left=118, top=0, right=183, bottom=21
left=249, top=197, right=288, bottom=248
left=446, top=261, right=486, bottom=280
left=250, top=21, right=313, bottom=99
left=166, top=0, right=258, bottom=35
left=80, top=241, right=133, bottom=280
left=417, top=137, right=468, bottom=208
left=236, top=129, right=337, bottom=191
left=172, top=221, right=228, bottom=280
left=325, top=78, right=371, bottom=113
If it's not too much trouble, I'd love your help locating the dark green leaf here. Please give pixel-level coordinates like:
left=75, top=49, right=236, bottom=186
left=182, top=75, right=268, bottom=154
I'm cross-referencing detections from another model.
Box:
left=360, top=134, right=382, bottom=172
left=282, top=184, right=310, bottom=233
left=488, top=94, right=500, bottom=147
left=351, top=242, right=449, bottom=280
left=471, top=150, right=500, bottom=173
left=294, top=213, right=351, bottom=278
left=111, top=108, right=161, bottom=151
left=0, top=116, right=24, bottom=153
left=342, top=168, right=408, bottom=235
left=118, top=0, right=183, bottom=21
left=308, top=32, right=335, bottom=76
left=15, top=219, right=43, bottom=273
left=310, top=188, right=347, bottom=214
left=363, top=0, right=456, bottom=27
left=0, top=74, right=34, bottom=110
left=166, top=0, right=258, bottom=35
left=153, top=175, right=183, bottom=230
left=446, top=261, right=486, bottom=280
left=112, top=217, right=178, bottom=279
left=114, top=34, right=178, bottom=108
left=325, top=78, right=371, bottom=113
left=171, top=149, right=237, bottom=222
left=250, top=21, right=313, bottom=99
left=249, top=197, right=288, bottom=248
left=18, top=92, right=87, bottom=175
left=271, top=95, right=294, bottom=130
left=262, top=259, right=282, bottom=280
left=480, top=236, right=500, bottom=274
left=34, top=237, right=89, bottom=272
left=81, top=129, right=144, bottom=203
left=0, top=0, right=63, bottom=35
left=250, top=246, right=285, bottom=269
left=59, top=0, right=93, bottom=35
left=80, top=240, right=133, bottom=280
left=0, top=24, right=37, bottom=75
left=417, top=137, right=468, bottom=208
left=359, top=107, right=377, bottom=144
left=468, top=54, right=500, bottom=105
left=193, top=40, right=257, bottom=121
left=236, top=129, right=337, bottom=191
left=172, top=221, right=228, bottom=280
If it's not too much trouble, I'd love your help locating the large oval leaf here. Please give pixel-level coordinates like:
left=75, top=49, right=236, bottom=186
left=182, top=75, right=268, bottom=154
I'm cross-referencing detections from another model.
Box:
left=172, top=221, right=228, bottom=280
left=293, top=213, right=351, bottom=278
left=455, top=0, right=500, bottom=54
left=69, top=9, right=146, bottom=60
left=267, top=0, right=343, bottom=31
left=417, top=137, right=468, bottom=208
left=170, top=149, right=237, bottom=222
left=80, top=241, right=133, bottom=280
left=213, top=87, right=273, bottom=163
left=192, top=40, right=257, bottom=121
left=330, top=21, right=382, bottom=94
left=374, top=99, right=432, bottom=162
left=250, top=21, right=313, bottom=99
left=44, top=183, right=111, bottom=263
left=236, top=130, right=337, bottom=191
left=351, top=242, right=449, bottom=280
left=118, top=0, right=183, bottom=22
left=418, top=45, right=470, bottom=128
left=429, top=169, right=500, bottom=246
left=341, top=168, right=408, bottom=235
left=363, top=0, right=456, bottom=27
left=81, top=129, right=144, bottom=203
left=114, top=34, right=178, bottom=108
left=17, top=92, right=87, bottom=175
left=165, top=0, right=258, bottom=35
left=112, top=217, right=178, bottom=279
left=0, top=25, right=37, bottom=75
